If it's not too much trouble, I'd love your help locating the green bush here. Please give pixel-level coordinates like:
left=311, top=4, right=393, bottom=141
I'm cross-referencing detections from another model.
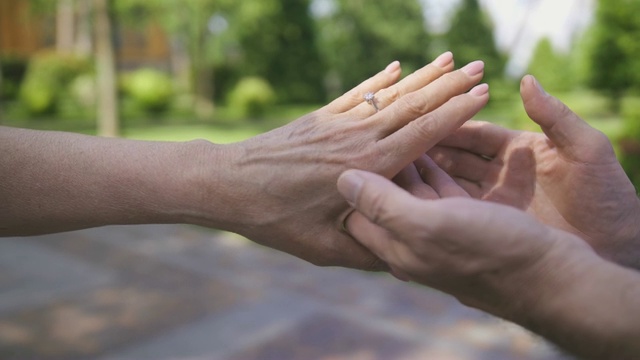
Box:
left=120, top=68, right=173, bottom=113
left=227, top=77, right=276, bottom=118
left=0, top=56, right=28, bottom=100
left=18, top=52, right=92, bottom=115
left=618, top=96, right=640, bottom=191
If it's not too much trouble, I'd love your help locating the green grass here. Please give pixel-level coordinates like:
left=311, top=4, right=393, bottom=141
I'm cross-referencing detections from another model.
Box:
left=123, top=124, right=261, bottom=143
left=122, top=104, right=319, bottom=143
left=2, top=95, right=627, bottom=144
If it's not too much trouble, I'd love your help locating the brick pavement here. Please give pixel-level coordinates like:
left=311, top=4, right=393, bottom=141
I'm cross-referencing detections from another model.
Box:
left=0, top=225, right=572, bottom=360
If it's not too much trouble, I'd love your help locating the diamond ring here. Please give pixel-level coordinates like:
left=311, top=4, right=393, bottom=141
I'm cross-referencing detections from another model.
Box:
left=364, top=92, right=379, bottom=112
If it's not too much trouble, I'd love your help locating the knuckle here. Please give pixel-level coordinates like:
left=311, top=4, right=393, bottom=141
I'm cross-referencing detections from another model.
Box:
left=408, top=112, right=440, bottom=141
left=344, top=88, right=364, bottom=106
left=396, top=93, right=432, bottom=117
left=380, top=86, right=401, bottom=107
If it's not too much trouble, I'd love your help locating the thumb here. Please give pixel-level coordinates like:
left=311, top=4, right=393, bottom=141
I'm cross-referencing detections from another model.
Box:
left=520, top=75, right=606, bottom=158
left=337, top=169, right=417, bottom=232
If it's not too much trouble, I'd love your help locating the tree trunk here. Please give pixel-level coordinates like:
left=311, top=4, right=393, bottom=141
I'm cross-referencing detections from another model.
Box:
left=189, top=11, right=214, bottom=118
left=56, top=0, right=75, bottom=53
left=169, top=34, right=191, bottom=92
left=0, top=62, right=3, bottom=124
left=94, top=0, right=118, bottom=137
left=75, top=0, right=93, bottom=56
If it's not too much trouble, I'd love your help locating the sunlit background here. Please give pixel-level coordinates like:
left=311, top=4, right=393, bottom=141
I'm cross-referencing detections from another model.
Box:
left=1, top=0, right=640, bottom=359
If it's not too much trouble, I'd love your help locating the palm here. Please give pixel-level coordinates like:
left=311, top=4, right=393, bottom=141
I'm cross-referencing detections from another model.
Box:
left=430, top=76, right=640, bottom=268
left=479, top=131, right=637, bottom=254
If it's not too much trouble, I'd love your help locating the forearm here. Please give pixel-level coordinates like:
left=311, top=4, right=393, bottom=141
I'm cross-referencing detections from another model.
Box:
left=502, top=238, right=640, bottom=359
left=0, top=126, right=230, bottom=236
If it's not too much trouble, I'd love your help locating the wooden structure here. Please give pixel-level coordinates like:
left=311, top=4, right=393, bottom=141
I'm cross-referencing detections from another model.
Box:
left=0, top=0, right=171, bottom=68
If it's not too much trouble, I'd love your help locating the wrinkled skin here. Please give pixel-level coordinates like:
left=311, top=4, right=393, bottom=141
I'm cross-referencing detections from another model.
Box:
left=199, top=55, right=489, bottom=270
left=428, top=75, right=640, bottom=269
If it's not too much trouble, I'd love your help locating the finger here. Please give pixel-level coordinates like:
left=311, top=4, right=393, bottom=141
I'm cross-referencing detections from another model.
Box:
left=436, top=120, right=511, bottom=158
left=452, top=177, right=484, bottom=199
left=370, top=60, right=485, bottom=137
left=324, top=61, right=402, bottom=114
left=346, top=52, right=454, bottom=119
left=337, top=169, right=420, bottom=241
left=414, top=155, right=470, bottom=198
left=427, top=146, right=494, bottom=184
left=393, top=163, right=439, bottom=200
left=521, top=75, right=615, bottom=160
left=376, top=83, right=490, bottom=177
left=345, top=211, right=401, bottom=265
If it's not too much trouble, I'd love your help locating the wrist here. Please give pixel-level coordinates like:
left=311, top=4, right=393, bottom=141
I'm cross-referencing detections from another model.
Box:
left=505, top=232, right=640, bottom=358
left=176, top=139, right=249, bottom=233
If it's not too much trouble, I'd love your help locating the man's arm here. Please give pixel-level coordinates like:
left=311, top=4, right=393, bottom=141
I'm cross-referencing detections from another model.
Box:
left=338, top=169, right=640, bottom=358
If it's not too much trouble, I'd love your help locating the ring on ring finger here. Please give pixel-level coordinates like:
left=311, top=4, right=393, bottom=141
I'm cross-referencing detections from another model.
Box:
left=364, top=92, right=379, bottom=112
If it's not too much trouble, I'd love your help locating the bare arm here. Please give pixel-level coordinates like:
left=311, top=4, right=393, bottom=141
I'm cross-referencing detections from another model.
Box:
left=0, top=127, right=218, bottom=235
left=1, top=55, right=490, bottom=271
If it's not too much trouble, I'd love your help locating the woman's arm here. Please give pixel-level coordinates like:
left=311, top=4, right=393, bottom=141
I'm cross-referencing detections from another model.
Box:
left=2, top=54, right=490, bottom=270
left=0, top=127, right=216, bottom=235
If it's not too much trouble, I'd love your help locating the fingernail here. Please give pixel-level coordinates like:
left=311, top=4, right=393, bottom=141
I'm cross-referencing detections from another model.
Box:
left=530, top=75, right=548, bottom=96
left=469, top=83, right=489, bottom=96
left=385, top=60, right=401, bottom=74
left=462, top=60, right=484, bottom=76
left=432, top=51, right=453, bottom=67
left=338, top=170, right=365, bottom=206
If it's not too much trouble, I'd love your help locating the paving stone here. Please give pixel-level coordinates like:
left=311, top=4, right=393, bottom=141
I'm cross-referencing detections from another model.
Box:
left=0, top=225, right=570, bottom=359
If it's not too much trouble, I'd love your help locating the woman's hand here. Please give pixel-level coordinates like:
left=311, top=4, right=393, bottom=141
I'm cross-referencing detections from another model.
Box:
left=193, top=53, right=489, bottom=270
left=428, top=75, right=640, bottom=269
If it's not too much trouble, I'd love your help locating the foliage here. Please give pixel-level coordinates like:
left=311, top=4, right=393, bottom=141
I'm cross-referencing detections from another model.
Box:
left=443, top=0, right=505, bottom=82
left=120, top=68, right=173, bottom=112
left=618, top=96, right=640, bottom=190
left=0, top=56, right=28, bottom=100
left=19, top=52, right=92, bottom=115
left=317, top=0, right=431, bottom=97
left=586, top=0, right=640, bottom=106
left=527, top=38, right=575, bottom=93
left=221, top=0, right=325, bottom=103
left=227, top=77, right=276, bottom=118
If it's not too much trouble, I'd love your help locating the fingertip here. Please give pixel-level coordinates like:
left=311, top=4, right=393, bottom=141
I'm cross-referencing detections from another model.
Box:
left=469, top=83, right=489, bottom=97
left=520, top=75, right=553, bottom=127
left=521, top=74, right=547, bottom=99
left=337, top=169, right=367, bottom=207
left=385, top=60, right=401, bottom=74
left=461, top=60, right=485, bottom=76
left=433, top=51, right=454, bottom=68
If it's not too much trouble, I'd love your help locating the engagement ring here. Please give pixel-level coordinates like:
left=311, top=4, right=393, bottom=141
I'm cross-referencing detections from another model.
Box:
left=364, top=92, right=379, bottom=112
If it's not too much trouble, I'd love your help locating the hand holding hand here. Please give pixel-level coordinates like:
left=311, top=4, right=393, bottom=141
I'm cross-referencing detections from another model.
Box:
left=195, top=53, right=489, bottom=270
left=429, top=75, right=640, bottom=269
left=337, top=166, right=593, bottom=315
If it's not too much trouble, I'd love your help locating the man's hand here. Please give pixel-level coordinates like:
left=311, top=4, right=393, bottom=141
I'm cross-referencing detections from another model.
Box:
left=429, top=75, right=640, bottom=269
left=337, top=167, right=640, bottom=359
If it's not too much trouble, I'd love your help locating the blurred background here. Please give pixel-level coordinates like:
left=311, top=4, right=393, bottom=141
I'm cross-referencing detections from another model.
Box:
left=1, top=0, right=640, bottom=359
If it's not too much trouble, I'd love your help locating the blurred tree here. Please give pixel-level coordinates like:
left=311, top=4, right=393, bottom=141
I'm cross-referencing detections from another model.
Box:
left=527, top=37, right=574, bottom=93
left=113, top=0, right=227, bottom=116
left=94, top=0, right=119, bottom=137
left=443, top=0, right=505, bottom=82
left=225, top=0, right=325, bottom=103
left=317, top=0, right=431, bottom=98
left=587, top=0, right=640, bottom=111
left=56, top=0, right=75, bottom=53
